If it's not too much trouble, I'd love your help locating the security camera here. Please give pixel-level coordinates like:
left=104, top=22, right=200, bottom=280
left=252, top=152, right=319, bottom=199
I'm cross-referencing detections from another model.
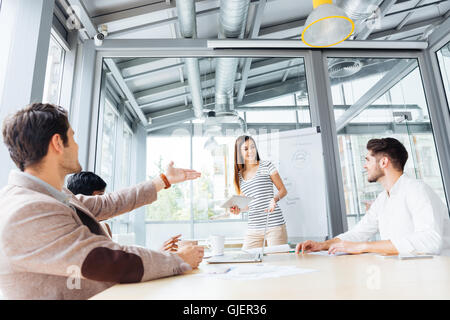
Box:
left=94, top=25, right=108, bottom=47
left=94, top=32, right=105, bottom=46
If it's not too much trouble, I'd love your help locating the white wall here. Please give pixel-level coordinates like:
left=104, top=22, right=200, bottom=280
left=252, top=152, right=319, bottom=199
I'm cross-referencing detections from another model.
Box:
left=0, top=0, right=54, bottom=187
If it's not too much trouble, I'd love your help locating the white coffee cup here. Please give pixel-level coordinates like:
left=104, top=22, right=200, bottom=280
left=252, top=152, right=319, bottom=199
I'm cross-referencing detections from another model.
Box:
left=207, top=235, right=225, bottom=256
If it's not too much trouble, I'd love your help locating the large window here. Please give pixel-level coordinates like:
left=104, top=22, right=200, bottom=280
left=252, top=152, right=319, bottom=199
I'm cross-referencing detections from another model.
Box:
left=120, top=124, right=133, bottom=189
left=97, top=95, right=135, bottom=237
left=42, top=34, right=65, bottom=106
left=328, top=57, right=448, bottom=228
left=142, top=57, right=310, bottom=247
left=437, top=41, right=450, bottom=112
left=146, top=136, right=191, bottom=221
left=99, top=100, right=118, bottom=189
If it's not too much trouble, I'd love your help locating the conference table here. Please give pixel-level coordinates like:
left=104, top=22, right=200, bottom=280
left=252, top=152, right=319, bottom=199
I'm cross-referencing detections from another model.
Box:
left=91, top=251, right=450, bottom=300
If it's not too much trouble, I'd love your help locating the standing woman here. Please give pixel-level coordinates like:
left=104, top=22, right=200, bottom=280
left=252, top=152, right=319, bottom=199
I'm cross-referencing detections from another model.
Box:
left=230, top=135, right=288, bottom=249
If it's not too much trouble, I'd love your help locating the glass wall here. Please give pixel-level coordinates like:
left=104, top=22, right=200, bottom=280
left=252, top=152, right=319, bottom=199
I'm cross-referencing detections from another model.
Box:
left=97, top=52, right=450, bottom=248
left=120, top=124, right=133, bottom=189
left=99, top=99, right=118, bottom=188
left=142, top=57, right=310, bottom=248
left=436, top=41, right=450, bottom=112
left=96, top=88, right=135, bottom=238
left=146, top=135, right=191, bottom=221
left=42, top=34, right=65, bottom=106
left=327, top=57, right=448, bottom=228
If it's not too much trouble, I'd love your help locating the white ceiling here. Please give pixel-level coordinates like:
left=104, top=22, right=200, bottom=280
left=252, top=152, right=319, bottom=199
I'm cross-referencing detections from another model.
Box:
left=59, top=0, right=450, bottom=129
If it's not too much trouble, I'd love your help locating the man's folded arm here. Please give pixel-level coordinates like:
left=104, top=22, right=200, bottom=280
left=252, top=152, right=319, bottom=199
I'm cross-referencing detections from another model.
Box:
left=2, top=203, right=189, bottom=283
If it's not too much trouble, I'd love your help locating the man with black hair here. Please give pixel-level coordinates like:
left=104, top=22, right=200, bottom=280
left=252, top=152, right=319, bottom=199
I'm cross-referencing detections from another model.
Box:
left=67, top=171, right=107, bottom=196
left=296, top=137, right=450, bottom=256
left=67, top=171, right=181, bottom=251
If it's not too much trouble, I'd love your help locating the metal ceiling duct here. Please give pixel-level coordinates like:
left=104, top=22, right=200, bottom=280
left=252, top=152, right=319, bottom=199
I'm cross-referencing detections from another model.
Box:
left=335, top=0, right=382, bottom=21
left=329, top=59, right=363, bottom=78
left=215, top=0, right=250, bottom=115
left=176, top=0, right=204, bottom=119
left=328, top=0, right=382, bottom=78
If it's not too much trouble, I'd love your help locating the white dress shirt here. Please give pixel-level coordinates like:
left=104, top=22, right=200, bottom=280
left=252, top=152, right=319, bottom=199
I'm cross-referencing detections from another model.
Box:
left=336, top=174, right=450, bottom=256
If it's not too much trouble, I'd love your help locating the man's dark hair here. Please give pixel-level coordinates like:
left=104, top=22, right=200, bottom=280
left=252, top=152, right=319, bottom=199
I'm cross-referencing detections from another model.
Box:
left=2, top=103, right=70, bottom=171
left=67, top=171, right=107, bottom=196
left=367, top=137, right=409, bottom=171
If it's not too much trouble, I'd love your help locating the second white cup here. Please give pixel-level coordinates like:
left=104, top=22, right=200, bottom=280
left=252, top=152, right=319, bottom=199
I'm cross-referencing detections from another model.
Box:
left=207, top=235, right=225, bottom=256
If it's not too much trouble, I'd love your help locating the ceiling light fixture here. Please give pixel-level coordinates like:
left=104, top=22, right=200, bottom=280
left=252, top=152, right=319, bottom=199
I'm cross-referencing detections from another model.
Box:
left=302, top=0, right=354, bottom=48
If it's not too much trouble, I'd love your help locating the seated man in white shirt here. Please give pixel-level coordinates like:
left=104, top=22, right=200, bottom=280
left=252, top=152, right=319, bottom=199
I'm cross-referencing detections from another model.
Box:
left=296, top=137, right=450, bottom=256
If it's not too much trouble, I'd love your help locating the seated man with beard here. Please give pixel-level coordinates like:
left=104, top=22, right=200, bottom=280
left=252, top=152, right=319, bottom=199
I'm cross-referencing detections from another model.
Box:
left=296, top=138, right=450, bottom=256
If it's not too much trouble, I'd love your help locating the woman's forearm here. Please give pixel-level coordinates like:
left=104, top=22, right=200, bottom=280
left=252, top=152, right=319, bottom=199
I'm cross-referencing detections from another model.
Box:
left=275, top=188, right=287, bottom=202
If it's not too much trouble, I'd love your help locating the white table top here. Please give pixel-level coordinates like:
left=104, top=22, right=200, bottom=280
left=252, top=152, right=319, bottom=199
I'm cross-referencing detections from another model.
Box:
left=91, top=252, right=450, bottom=300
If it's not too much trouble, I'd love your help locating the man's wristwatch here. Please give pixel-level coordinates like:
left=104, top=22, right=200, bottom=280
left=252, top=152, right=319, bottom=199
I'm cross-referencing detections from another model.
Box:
left=160, top=173, right=171, bottom=189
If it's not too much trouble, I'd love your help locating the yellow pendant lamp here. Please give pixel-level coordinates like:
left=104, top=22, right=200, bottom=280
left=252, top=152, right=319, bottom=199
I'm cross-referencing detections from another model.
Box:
left=302, top=0, right=354, bottom=48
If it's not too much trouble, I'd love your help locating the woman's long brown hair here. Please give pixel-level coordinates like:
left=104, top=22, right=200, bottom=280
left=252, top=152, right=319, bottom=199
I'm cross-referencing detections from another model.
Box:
left=233, top=135, right=260, bottom=195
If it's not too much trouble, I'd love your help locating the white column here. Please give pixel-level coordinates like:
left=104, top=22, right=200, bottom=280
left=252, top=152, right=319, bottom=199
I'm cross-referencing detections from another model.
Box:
left=69, top=40, right=96, bottom=170
left=0, top=0, right=55, bottom=186
left=132, top=123, right=148, bottom=246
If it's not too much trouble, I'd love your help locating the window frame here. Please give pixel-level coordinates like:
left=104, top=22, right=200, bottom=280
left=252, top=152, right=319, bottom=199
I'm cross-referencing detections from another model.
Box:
left=98, top=97, right=120, bottom=190
left=42, top=33, right=66, bottom=106
left=87, top=44, right=450, bottom=242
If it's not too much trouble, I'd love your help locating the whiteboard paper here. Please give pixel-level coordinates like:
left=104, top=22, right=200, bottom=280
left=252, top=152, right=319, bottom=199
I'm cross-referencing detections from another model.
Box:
left=255, top=127, right=329, bottom=239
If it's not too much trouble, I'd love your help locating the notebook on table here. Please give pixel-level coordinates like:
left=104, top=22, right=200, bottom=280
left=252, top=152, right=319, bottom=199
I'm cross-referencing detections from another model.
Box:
left=207, top=209, right=270, bottom=264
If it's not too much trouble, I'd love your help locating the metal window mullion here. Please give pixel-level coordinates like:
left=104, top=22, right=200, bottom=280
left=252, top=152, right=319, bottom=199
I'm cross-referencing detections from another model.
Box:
left=294, top=94, right=300, bottom=129
left=418, top=50, right=450, bottom=213
left=190, top=123, right=195, bottom=239
left=304, top=50, right=348, bottom=237
left=94, top=69, right=107, bottom=175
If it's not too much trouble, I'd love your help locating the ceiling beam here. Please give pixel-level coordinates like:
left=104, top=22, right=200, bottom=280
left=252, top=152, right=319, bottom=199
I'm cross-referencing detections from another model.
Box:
left=133, top=61, right=303, bottom=106
left=338, top=122, right=431, bottom=135
left=134, top=73, right=216, bottom=105
left=237, top=0, right=267, bottom=103
left=206, top=39, right=428, bottom=49
left=385, top=0, right=449, bottom=18
left=147, top=122, right=432, bottom=136
left=335, top=59, right=418, bottom=132
left=147, top=105, right=191, bottom=120
left=428, top=7, right=450, bottom=48
left=238, top=77, right=306, bottom=107
left=258, top=18, right=307, bottom=39
left=369, top=16, right=445, bottom=40
left=65, top=0, right=97, bottom=39
left=88, top=0, right=450, bottom=43
left=97, top=0, right=274, bottom=38
left=104, top=58, right=148, bottom=126
left=393, top=0, right=428, bottom=33
left=108, top=7, right=218, bottom=38
left=146, top=109, right=197, bottom=132
left=235, top=104, right=421, bottom=112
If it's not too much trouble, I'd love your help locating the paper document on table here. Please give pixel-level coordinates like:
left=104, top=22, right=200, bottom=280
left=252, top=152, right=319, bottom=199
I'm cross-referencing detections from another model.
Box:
left=243, top=244, right=291, bottom=254
left=307, top=251, right=349, bottom=256
left=196, top=264, right=316, bottom=280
